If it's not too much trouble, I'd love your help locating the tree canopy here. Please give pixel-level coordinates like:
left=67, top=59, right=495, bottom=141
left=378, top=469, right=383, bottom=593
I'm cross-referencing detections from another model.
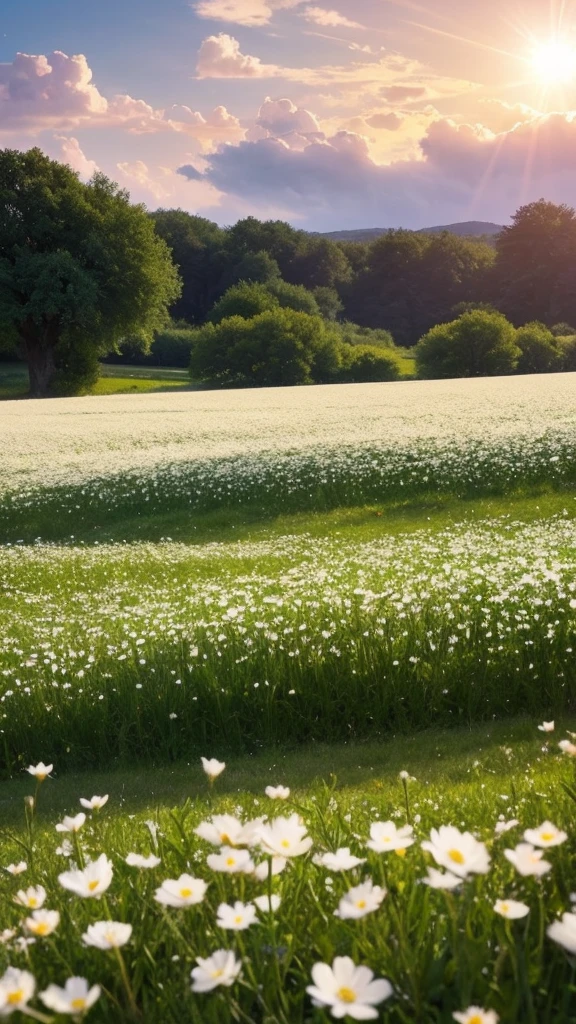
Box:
left=415, top=310, right=521, bottom=379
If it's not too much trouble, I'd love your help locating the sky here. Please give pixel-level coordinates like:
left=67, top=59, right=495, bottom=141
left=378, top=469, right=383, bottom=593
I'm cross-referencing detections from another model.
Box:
left=2, top=0, right=576, bottom=230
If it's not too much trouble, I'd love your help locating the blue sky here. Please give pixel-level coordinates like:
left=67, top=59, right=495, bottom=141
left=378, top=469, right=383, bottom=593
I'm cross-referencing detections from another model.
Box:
left=2, top=0, right=576, bottom=229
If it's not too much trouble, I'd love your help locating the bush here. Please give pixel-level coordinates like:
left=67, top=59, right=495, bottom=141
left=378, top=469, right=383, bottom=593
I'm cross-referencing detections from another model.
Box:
left=230, top=250, right=281, bottom=285
left=264, top=279, right=321, bottom=316
left=190, top=308, right=341, bottom=387
left=51, top=336, right=101, bottom=396
left=557, top=334, right=576, bottom=371
left=515, top=322, right=562, bottom=374
left=415, top=310, right=520, bottom=379
left=106, top=327, right=197, bottom=368
left=550, top=322, right=576, bottom=337
left=338, top=344, right=400, bottom=383
left=208, top=282, right=279, bottom=325
left=338, top=323, right=396, bottom=348
left=312, top=286, right=343, bottom=321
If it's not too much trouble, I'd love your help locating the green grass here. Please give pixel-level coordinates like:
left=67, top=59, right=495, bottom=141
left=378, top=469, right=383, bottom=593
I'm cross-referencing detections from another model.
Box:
left=1, top=719, right=576, bottom=1022
left=0, top=363, right=193, bottom=400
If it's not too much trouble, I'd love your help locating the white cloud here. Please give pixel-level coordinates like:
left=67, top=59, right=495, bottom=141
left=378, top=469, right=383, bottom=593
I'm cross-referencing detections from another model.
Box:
left=300, top=6, right=364, bottom=28
left=192, top=0, right=300, bottom=26
left=196, top=33, right=275, bottom=77
left=54, top=135, right=98, bottom=178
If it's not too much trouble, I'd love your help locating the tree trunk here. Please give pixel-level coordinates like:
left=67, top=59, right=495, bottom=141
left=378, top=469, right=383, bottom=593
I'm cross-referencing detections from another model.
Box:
left=20, top=320, right=58, bottom=398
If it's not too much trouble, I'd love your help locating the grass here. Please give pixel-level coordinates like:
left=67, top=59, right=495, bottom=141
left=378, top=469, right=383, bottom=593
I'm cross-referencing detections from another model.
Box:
left=1, top=719, right=576, bottom=1022
left=0, top=362, right=193, bottom=400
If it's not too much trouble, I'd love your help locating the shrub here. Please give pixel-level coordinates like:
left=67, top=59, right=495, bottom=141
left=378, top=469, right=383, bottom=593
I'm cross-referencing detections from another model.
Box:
left=415, top=310, right=520, bottom=379
left=558, top=334, right=576, bottom=371
left=51, top=336, right=101, bottom=396
left=208, top=282, right=279, bottom=325
left=515, top=322, right=562, bottom=374
left=338, top=344, right=400, bottom=383
left=338, top=323, right=396, bottom=348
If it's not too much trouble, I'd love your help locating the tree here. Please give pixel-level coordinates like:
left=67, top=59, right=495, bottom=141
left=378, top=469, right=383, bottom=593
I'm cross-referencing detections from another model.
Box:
left=150, top=208, right=226, bottom=324
left=515, top=322, right=562, bottom=374
left=0, top=149, right=180, bottom=396
left=267, top=279, right=320, bottom=316
left=415, top=310, right=520, bottom=379
left=312, top=286, right=343, bottom=321
left=495, top=200, right=576, bottom=325
left=338, top=344, right=400, bottom=383
left=229, top=250, right=281, bottom=285
left=190, top=308, right=341, bottom=387
left=208, top=282, right=279, bottom=324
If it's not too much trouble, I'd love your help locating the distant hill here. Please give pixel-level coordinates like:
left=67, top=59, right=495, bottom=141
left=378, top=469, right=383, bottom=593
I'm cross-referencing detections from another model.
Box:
left=319, top=221, right=504, bottom=243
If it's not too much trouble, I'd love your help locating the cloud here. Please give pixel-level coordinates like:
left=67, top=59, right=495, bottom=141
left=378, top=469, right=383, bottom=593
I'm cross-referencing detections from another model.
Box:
left=117, top=160, right=171, bottom=200
left=177, top=163, right=204, bottom=180
left=0, top=51, right=107, bottom=129
left=192, top=0, right=299, bottom=26
left=196, top=33, right=275, bottom=77
left=300, top=6, right=364, bottom=28
left=195, top=111, right=576, bottom=229
left=379, top=84, right=428, bottom=103
left=255, top=96, right=323, bottom=138
left=366, top=112, right=403, bottom=130
left=54, top=135, right=98, bottom=178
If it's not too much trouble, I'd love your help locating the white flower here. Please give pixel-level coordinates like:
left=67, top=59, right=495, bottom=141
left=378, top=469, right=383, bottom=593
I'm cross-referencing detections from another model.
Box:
left=191, top=950, right=242, bottom=992
left=559, top=739, right=576, bottom=756
left=154, top=874, right=208, bottom=907
left=40, top=976, right=101, bottom=1015
left=83, top=921, right=133, bottom=949
left=253, top=894, right=281, bottom=913
left=207, top=847, right=255, bottom=874
left=334, top=880, right=386, bottom=920
left=538, top=721, right=554, bottom=732
left=366, top=821, right=414, bottom=854
left=307, top=956, right=392, bottom=1020
left=422, top=867, right=463, bottom=890
left=523, top=821, right=567, bottom=848
left=79, top=795, right=109, bottom=811
left=0, top=931, right=16, bottom=946
left=201, top=757, right=226, bottom=780
left=194, top=814, right=263, bottom=848
left=56, top=813, right=86, bottom=834
left=453, top=1008, right=499, bottom=1024
left=56, top=840, right=74, bottom=858
left=252, top=856, right=287, bottom=881
left=313, top=848, right=366, bottom=872
left=216, top=901, right=258, bottom=931
left=504, top=843, right=552, bottom=877
left=422, top=826, right=491, bottom=878
left=494, top=899, right=529, bottom=920
left=0, top=967, right=35, bottom=1015
left=547, top=911, right=576, bottom=954
left=125, top=853, right=161, bottom=869
left=26, top=762, right=53, bottom=781
left=5, top=863, right=26, bottom=876
left=24, top=910, right=60, bottom=937
left=14, top=886, right=46, bottom=910
left=265, top=785, right=290, bottom=800
left=257, top=814, right=313, bottom=858
left=58, top=854, right=114, bottom=897
left=494, top=819, right=519, bottom=836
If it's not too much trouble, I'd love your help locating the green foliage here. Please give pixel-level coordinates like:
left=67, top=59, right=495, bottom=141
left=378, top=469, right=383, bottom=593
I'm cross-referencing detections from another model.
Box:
left=207, top=282, right=279, bottom=324
left=338, top=322, right=395, bottom=348
left=149, top=208, right=226, bottom=324
left=415, top=310, right=521, bottom=379
left=311, top=286, right=343, bottom=321
left=267, top=278, right=320, bottom=315
left=515, top=321, right=562, bottom=375
left=191, top=307, right=341, bottom=386
left=108, top=327, right=198, bottom=367
left=550, top=322, right=576, bottom=337
left=0, top=148, right=181, bottom=396
left=51, top=337, right=101, bottom=396
left=558, top=334, right=576, bottom=371
left=229, top=249, right=281, bottom=285
left=338, top=343, right=400, bottom=382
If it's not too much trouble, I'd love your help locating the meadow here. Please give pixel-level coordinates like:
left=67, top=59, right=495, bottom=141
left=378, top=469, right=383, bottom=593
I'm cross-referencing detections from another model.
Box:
left=2, top=374, right=576, bottom=1022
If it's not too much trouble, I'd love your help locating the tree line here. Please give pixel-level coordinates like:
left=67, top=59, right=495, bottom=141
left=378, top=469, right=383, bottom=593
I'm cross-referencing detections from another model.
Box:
left=2, top=147, right=576, bottom=396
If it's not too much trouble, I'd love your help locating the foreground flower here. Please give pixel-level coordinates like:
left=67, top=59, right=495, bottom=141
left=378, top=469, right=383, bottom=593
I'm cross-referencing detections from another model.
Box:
left=253, top=856, right=287, bottom=881
left=422, top=826, right=490, bottom=878
left=253, top=894, right=281, bottom=913
left=422, top=867, right=462, bottom=890
left=307, top=956, right=392, bottom=1020
left=334, top=880, right=386, bottom=920
left=191, top=950, right=242, bottom=993
left=195, top=814, right=263, bottom=848
left=494, top=899, right=529, bottom=920
left=523, top=821, right=567, bottom=848
left=58, top=854, right=113, bottom=897
left=216, top=901, right=258, bottom=931
left=5, top=863, right=26, bottom=876
left=313, top=848, right=366, bottom=872
left=504, top=843, right=552, bottom=877
left=494, top=818, right=519, bottom=836
left=257, top=814, right=313, bottom=858
left=26, top=762, right=53, bottom=781
left=201, top=757, right=226, bottom=780
left=559, top=739, right=576, bottom=756
left=154, top=874, right=208, bottom=907
left=207, top=846, right=255, bottom=874
left=538, top=721, right=554, bottom=732
left=125, top=852, right=161, bottom=869
left=14, top=885, right=46, bottom=910
left=367, top=821, right=414, bottom=854
left=79, top=795, right=109, bottom=811
left=453, top=1008, right=499, bottom=1024
left=0, top=968, right=35, bottom=1016
left=25, top=910, right=61, bottom=937
left=40, top=976, right=101, bottom=1015
left=265, top=785, right=290, bottom=800
left=547, top=911, right=576, bottom=954
left=83, top=921, right=133, bottom=949
left=56, top=813, right=86, bottom=834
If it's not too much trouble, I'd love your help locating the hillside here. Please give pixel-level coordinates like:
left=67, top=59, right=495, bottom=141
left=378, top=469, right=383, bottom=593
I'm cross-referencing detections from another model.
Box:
left=320, top=220, right=504, bottom=242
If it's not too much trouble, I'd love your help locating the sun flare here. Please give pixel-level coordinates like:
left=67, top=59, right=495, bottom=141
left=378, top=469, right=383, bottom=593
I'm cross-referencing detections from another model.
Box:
left=531, top=39, right=576, bottom=84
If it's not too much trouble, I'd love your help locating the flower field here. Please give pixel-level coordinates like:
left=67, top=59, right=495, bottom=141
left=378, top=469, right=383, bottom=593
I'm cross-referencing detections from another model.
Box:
left=2, top=375, right=576, bottom=1021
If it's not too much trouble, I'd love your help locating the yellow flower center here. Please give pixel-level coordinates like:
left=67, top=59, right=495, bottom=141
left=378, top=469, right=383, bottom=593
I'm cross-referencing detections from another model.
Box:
left=226, top=857, right=236, bottom=867
left=355, top=900, right=366, bottom=909
left=37, top=774, right=46, bottom=781
left=71, top=999, right=87, bottom=1011
left=179, top=888, right=193, bottom=898
left=336, top=987, right=357, bottom=1004
left=28, top=898, right=38, bottom=908
left=220, top=833, right=232, bottom=844
left=34, top=923, right=50, bottom=936
left=468, top=1017, right=483, bottom=1024
left=500, top=903, right=509, bottom=914
left=540, top=832, right=555, bottom=842
left=210, top=969, right=224, bottom=979
left=448, top=849, right=465, bottom=865
left=395, top=847, right=407, bottom=858
left=281, top=839, right=290, bottom=849
left=234, top=915, right=243, bottom=924
left=7, top=990, right=24, bottom=1006
left=88, top=880, right=100, bottom=892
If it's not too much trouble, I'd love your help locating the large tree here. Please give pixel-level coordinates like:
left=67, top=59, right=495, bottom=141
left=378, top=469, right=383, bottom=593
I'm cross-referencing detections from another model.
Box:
left=0, top=148, right=181, bottom=396
left=415, top=310, right=520, bottom=379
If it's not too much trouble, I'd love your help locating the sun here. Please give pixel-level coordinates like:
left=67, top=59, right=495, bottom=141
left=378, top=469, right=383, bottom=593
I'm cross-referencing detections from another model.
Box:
left=531, top=39, right=576, bottom=84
